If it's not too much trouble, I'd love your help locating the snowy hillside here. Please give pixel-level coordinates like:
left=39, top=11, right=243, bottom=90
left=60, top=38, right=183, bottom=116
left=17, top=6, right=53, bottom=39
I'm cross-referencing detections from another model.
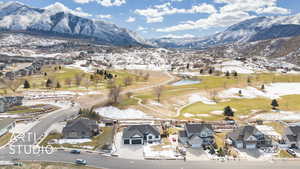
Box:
left=0, top=1, right=150, bottom=46
left=153, top=14, right=300, bottom=49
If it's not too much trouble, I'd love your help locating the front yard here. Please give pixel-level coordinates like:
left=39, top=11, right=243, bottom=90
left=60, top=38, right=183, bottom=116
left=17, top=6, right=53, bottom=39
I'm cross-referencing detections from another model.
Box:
left=40, top=127, right=114, bottom=151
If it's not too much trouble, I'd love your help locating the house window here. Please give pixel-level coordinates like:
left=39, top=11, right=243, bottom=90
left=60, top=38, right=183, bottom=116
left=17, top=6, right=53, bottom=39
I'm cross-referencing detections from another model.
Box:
left=148, top=136, right=153, bottom=139
left=155, top=135, right=159, bottom=138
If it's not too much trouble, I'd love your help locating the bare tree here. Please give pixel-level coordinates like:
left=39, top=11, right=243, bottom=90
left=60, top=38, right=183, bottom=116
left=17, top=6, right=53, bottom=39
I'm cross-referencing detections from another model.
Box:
left=109, top=85, right=122, bottom=104
left=143, top=73, right=150, bottom=81
left=74, top=74, right=83, bottom=86
left=2, top=79, right=22, bottom=92
left=126, top=92, right=133, bottom=99
left=123, top=76, right=133, bottom=86
left=153, top=86, right=164, bottom=103
left=64, top=78, right=72, bottom=88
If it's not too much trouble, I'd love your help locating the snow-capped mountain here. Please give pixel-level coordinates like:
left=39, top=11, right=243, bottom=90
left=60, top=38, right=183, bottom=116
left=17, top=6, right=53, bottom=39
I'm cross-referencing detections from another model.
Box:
left=0, top=1, right=150, bottom=46
left=153, top=14, right=300, bottom=49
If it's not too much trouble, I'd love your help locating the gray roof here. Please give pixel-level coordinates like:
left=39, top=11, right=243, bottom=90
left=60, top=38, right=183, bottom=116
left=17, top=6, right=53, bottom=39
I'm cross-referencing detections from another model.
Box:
left=0, top=118, right=15, bottom=130
left=228, top=125, right=259, bottom=141
left=185, top=123, right=213, bottom=134
left=179, top=130, right=187, bottom=138
left=288, top=126, right=300, bottom=135
left=63, top=117, right=98, bottom=131
left=123, top=125, right=160, bottom=139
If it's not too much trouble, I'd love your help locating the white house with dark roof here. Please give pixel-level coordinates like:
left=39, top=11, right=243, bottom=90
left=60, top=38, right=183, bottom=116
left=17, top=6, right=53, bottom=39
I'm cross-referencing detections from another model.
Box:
left=179, top=123, right=214, bottom=148
left=122, top=125, right=161, bottom=145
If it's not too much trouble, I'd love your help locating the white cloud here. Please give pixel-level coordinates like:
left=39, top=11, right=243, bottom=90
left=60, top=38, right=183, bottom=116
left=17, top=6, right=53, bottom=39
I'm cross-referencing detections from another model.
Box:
left=157, top=11, right=254, bottom=32
left=135, top=2, right=216, bottom=23
left=45, top=3, right=92, bottom=18
left=73, top=0, right=126, bottom=7
left=96, top=14, right=112, bottom=19
left=157, top=0, right=291, bottom=32
left=161, top=34, right=195, bottom=38
left=126, top=16, right=136, bottom=23
left=256, top=6, right=291, bottom=15
left=137, top=26, right=146, bottom=31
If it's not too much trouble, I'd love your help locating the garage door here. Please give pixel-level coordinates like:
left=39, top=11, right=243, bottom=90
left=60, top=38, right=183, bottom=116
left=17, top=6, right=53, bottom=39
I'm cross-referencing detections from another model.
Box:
left=246, top=143, right=256, bottom=149
left=131, top=139, right=142, bottom=144
left=124, top=139, right=130, bottom=144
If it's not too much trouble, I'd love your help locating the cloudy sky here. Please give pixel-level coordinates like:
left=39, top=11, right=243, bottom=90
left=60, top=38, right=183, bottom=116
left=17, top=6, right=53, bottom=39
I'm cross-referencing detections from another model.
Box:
left=2, top=0, right=298, bottom=39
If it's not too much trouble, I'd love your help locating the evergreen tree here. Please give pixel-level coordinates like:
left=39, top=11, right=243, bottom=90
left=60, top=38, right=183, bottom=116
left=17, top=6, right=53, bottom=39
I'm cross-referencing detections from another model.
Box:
left=225, top=71, right=230, bottom=77
left=238, top=90, right=242, bottom=96
left=23, top=80, right=30, bottom=89
left=46, top=79, right=53, bottom=88
left=208, top=68, right=213, bottom=74
left=271, top=99, right=279, bottom=109
left=233, top=71, right=238, bottom=77
left=224, top=106, right=234, bottom=117
left=200, top=69, right=204, bottom=74
left=261, top=84, right=265, bottom=90
left=56, top=82, right=61, bottom=88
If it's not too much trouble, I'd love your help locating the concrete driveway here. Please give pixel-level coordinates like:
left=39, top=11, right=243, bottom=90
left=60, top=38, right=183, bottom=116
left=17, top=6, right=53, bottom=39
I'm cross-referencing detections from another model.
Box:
left=115, top=132, right=144, bottom=160
left=186, top=148, right=210, bottom=161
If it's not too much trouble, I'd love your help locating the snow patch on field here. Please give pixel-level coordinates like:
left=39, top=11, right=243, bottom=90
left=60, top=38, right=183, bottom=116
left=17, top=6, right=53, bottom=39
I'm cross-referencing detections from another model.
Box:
left=210, top=110, right=223, bottom=115
left=216, top=60, right=254, bottom=74
left=53, top=139, right=92, bottom=144
left=95, top=106, right=152, bottom=119
left=219, top=83, right=300, bottom=99
left=143, top=144, right=181, bottom=159
left=184, top=113, right=194, bottom=118
left=252, top=111, right=300, bottom=121
left=189, top=94, right=216, bottom=105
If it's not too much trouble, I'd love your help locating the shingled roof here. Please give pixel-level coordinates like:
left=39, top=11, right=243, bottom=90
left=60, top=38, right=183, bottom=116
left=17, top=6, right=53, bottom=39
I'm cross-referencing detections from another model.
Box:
left=63, top=117, right=98, bottom=131
left=228, top=125, right=259, bottom=141
left=123, top=125, right=160, bottom=139
left=185, top=123, right=213, bottom=134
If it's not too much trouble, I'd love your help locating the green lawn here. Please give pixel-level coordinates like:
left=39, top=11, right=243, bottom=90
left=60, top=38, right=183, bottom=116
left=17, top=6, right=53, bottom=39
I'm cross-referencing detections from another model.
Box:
left=180, top=98, right=272, bottom=120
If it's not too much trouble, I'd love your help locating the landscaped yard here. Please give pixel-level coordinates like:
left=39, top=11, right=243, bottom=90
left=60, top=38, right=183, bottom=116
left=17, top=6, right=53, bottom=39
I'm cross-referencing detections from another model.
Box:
left=40, top=127, right=114, bottom=150
left=277, top=150, right=294, bottom=158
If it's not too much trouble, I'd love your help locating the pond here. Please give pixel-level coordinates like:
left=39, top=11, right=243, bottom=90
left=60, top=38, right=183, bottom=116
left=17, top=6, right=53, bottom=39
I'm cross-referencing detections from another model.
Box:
left=171, top=79, right=201, bottom=86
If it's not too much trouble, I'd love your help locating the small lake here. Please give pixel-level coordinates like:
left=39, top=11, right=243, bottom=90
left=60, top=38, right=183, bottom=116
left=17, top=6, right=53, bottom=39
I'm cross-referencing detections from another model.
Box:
left=171, top=79, right=201, bottom=86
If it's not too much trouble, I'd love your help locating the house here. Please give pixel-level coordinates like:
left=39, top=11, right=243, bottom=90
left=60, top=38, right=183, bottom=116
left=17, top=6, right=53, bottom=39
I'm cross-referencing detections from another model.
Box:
left=122, top=125, right=161, bottom=145
left=228, top=125, right=272, bottom=149
left=0, top=96, right=24, bottom=113
left=0, top=118, right=15, bottom=137
left=62, top=118, right=99, bottom=139
left=179, top=123, right=214, bottom=148
left=283, top=125, right=300, bottom=148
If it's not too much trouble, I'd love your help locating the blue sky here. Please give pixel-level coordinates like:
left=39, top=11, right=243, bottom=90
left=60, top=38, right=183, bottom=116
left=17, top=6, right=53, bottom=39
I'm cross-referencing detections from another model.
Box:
left=2, top=0, right=299, bottom=39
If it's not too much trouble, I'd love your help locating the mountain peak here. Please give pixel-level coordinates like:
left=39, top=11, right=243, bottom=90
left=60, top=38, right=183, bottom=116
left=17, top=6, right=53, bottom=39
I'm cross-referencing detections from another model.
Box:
left=44, top=2, right=71, bottom=15
left=0, top=1, right=25, bottom=9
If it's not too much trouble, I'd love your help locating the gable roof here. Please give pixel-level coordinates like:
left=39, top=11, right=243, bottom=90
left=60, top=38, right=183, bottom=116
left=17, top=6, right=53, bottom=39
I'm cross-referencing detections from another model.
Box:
left=185, top=123, right=213, bottom=134
left=228, top=125, right=260, bottom=141
left=123, top=125, right=160, bottom=139
left=288, top=126, right=300, bottom=136
left=63, top=117, right=98, bottom=132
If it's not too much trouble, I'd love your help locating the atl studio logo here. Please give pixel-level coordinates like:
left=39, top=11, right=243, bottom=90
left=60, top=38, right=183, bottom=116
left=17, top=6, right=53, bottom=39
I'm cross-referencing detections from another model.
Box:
left=9, top=132, right=55, bottom=155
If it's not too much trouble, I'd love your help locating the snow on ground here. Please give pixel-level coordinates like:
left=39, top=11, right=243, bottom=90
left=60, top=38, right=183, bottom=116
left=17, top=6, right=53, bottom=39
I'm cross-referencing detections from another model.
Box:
left=255, top=125, right=282, bottom=140
left=53, top=139, right=92, bottom=144
left=11, top=120, right=39, bottom=134
left=219, top=83, right=300, bottom=100
left=215, top=60, right=254, bottom=74
left=184, top=113, right=194, bottom=118
left=65, top=60, right=95, bottom=73
left=143, top=143, right=181, bottom=159
left=252, top=111, right=300, bottom=121
left=210, top=110, right=223, bottom=115
left=149, top=101, right=164, bottom=107
left=189, top=94, right=216, bottom=104
left=23, top=90, right=101, bottom=100
left=95, top=106, right=153, bottom=120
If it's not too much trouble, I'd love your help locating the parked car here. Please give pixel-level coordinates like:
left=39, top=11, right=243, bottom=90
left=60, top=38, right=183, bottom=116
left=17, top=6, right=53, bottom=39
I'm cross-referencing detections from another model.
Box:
left=70, top=150, right=81, bottom=154
left=287, top=149, right=297, bottom=157
left=75, top=159, right=87, bottom=165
